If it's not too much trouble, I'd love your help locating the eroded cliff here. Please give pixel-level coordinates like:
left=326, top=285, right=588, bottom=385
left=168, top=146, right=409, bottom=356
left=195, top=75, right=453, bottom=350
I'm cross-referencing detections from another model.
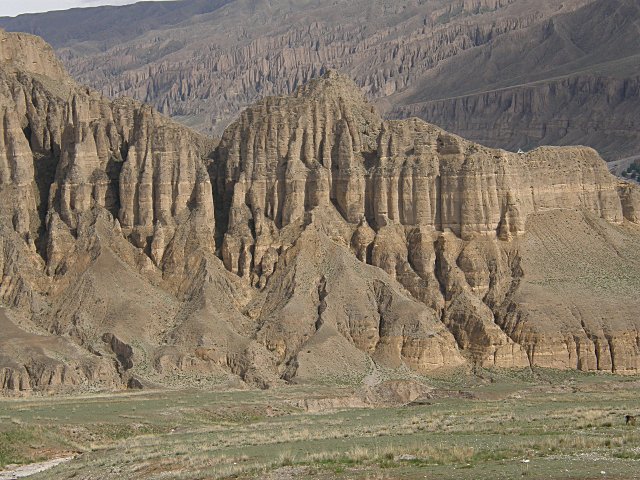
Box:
left=1, top=30, right=639, bottom=395
left=213, top=70, right=640, bottom=374
left=0, top=29, right=217, bottom=392
left=3, top=0, right=638, bottom=161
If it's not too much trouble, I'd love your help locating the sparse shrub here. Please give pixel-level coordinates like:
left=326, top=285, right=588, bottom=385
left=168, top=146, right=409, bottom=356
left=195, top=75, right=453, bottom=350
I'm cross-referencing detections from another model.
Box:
left=278, top=451, right=294, bottom=467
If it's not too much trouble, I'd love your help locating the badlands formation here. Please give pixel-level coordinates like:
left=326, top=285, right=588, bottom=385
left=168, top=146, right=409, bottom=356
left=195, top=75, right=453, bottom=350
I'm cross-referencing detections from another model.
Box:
left=2, top=0, right=639, bottom=160
left=1, top=29, right=639, bottom=394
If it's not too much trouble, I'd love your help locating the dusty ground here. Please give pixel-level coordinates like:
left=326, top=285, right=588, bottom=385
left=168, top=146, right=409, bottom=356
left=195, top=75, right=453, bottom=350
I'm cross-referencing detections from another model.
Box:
left=0, top=457, right=74, bottom=480
left=1, top=369, right=639, bottom=479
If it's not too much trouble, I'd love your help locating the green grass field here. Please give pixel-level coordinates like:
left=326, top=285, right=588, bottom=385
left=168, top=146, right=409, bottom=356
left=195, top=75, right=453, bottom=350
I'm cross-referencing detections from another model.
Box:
left=1, top=369, right=639, bottom=479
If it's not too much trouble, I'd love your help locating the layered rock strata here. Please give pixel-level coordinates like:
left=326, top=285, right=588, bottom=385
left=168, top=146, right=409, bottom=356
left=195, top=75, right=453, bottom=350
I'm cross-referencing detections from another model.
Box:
left=1, top=30, right=640, bottom=394
left=4, top=0, right=639, bottom=161
left=214, top=71, right=640, bottom=373
left=0, top=30, right=217, bottom=392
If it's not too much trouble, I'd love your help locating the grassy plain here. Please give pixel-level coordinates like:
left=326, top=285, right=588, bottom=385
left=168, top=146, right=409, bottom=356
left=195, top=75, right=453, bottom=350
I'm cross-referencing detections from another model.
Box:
left=1, top=369, right=639, bottom=479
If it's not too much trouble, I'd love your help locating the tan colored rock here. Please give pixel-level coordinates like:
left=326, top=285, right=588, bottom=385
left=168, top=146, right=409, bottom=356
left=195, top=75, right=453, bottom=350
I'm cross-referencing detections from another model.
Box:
left=150, top=221, right=166, bottom=267
left=0, top=30, right=69, bottom=81
left=0, top=31, right=218, bottom=393
left=351, top=217, right=375, bottom=262
left=252, top=226, right=464, bottom=381
left=618, top=182, right=640, bottom=222
left=214, top=70, right=640, bottom=374
left=0, top=107, right=38, bottom=239
left=1, top=30, right=640, bottom=394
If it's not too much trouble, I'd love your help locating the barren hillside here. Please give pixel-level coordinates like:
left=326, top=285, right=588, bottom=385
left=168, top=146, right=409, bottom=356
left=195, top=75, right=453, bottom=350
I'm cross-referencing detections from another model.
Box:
left=1, top=29, right=639, bottom=395
left=2, top=0, right=638, bottom=159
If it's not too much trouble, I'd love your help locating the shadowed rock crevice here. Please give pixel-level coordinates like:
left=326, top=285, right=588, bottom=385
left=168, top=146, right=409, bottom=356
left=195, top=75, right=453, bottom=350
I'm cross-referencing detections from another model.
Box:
left=315, top=276, right=328, bottom=332
left=102, top=333, right=134, bottom=372
left=22, top=124, right=32, bottom=149
left=32, top=153, right=59, bottom=260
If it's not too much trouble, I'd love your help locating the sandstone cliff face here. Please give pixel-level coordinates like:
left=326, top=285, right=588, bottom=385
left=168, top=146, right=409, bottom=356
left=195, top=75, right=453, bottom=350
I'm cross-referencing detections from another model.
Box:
left=0, top=30, right=216, bottom=274
left=0, top=30, right=217, bottom=393
left=1, top=30, right=640, bottom=394
left=213, top=71, right=640, bottom=373
left=0, top=30, right=68, bottom=81
left=216, top=72, right=630, bottom=256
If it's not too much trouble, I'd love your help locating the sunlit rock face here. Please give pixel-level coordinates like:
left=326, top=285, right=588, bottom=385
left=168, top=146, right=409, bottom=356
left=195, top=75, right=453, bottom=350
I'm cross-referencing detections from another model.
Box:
left=1, top=29, right=640, bottom=395
left=214, top=70, right=640, bottom=375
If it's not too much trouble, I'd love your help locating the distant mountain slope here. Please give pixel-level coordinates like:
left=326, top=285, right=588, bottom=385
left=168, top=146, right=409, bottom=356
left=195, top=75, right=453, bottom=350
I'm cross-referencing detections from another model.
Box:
left=387, top=0, right=640, bottom=158
left=0, top=0, right=231, bottom=48
left=0, top=0, right=638, bottom=160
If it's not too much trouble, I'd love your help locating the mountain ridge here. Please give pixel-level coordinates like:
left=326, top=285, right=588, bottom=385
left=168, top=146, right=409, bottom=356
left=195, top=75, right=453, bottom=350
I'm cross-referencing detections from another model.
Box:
left=1, top=29, right=639, bottom=395
left=1, top=0, right=637, bottom=160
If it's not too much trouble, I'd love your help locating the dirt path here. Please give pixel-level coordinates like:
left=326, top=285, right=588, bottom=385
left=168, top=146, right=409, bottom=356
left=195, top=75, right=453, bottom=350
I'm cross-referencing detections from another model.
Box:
left=0, top=457, right=74, bottom=480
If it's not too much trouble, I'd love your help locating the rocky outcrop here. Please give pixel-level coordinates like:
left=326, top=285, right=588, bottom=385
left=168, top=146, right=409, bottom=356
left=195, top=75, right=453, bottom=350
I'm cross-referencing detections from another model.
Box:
left=250, top=224, right=465, bottom=382
left=213, top=71, right=640, bottom=373
left=215, top=72, right=633, bottom=280
left=0, top=307, right=120, bottom=394
left=1, top=30, right=640, bottom=394
left=0, top=364, right=31, bottom=393
left=0, top=30, right=217, bottom=393
left=0, top=30, right=216, bottom=275
left=618, top=182, right=640, bottom=222
left=0, top=30, right=68, bottom=81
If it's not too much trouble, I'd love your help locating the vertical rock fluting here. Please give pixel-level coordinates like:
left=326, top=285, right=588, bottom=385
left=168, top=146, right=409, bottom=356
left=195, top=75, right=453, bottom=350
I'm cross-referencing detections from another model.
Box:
left=0, top=42, right=217, bottom=274
left=214, top=71, right=382, bottom=286
left=0, top=107, right=38, bottom=241
left=217, top=73, right=631, bottom=248
left=2, top=27, right=640, bottom=393
left=0, top=30, right=218, bottom=393
left=214, top=71, right=640, bottom=372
